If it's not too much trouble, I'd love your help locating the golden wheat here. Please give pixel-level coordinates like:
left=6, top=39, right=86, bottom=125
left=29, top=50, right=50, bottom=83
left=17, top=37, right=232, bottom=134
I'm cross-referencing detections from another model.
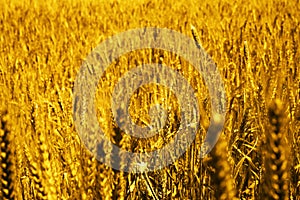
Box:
left=0, top=111, right=15, bottom=200
left=262, top=99, right=290, bottom=200
left=0, top=0, right=299, bottom=199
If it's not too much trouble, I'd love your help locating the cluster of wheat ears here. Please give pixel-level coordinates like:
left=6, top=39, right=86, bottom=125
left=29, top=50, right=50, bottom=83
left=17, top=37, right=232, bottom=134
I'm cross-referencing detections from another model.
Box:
left=0, top=0, right=299, bottom=199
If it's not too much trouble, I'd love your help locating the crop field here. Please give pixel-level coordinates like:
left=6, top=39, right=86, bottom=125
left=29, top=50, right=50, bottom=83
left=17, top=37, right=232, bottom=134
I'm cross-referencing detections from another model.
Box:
left=0, top=0, right=299, bottom=199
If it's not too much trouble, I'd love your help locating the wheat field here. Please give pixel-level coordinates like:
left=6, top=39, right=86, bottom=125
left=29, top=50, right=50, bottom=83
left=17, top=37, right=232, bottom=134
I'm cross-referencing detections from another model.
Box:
left=0, top=0, right=299, bottom=199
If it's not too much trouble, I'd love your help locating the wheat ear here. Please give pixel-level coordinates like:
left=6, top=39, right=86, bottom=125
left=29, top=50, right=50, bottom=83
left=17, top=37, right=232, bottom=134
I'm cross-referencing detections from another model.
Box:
left=0, top=111, right=15, bottom=200
left=262, top=99, right=290, bottom=200
left=191, top=24, right=203, bottom=49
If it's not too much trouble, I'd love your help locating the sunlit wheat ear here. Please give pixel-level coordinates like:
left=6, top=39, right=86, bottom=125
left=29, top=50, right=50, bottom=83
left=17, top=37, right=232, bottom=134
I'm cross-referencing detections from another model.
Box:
left=191, top=24, right=203, bottom=49
left=84, top=155, right=97, bottom=199
left=262, top=99, right=290, bottom=200
left=209, top=135, right=237, bottom=200
left=38, top=133, right=57, bottom=200
left=24, top=144, right=47, bottom=200
left=20, top=167, right=31, bottom=200
left=0, top=111, right=15, bottom=200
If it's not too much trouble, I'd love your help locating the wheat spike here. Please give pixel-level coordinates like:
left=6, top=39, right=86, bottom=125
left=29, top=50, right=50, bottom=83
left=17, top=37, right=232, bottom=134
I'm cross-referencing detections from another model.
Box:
left=0, top=111, right=15, bottom=200
left=191, top=24, right=203, bottom=49
left=210, top=136, right=238, bottom=200
left=38, top=132, right=57, bottom=200
left=24, top=144, right=47, bottom=200
left=262, top=99, right=290, bottom=200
